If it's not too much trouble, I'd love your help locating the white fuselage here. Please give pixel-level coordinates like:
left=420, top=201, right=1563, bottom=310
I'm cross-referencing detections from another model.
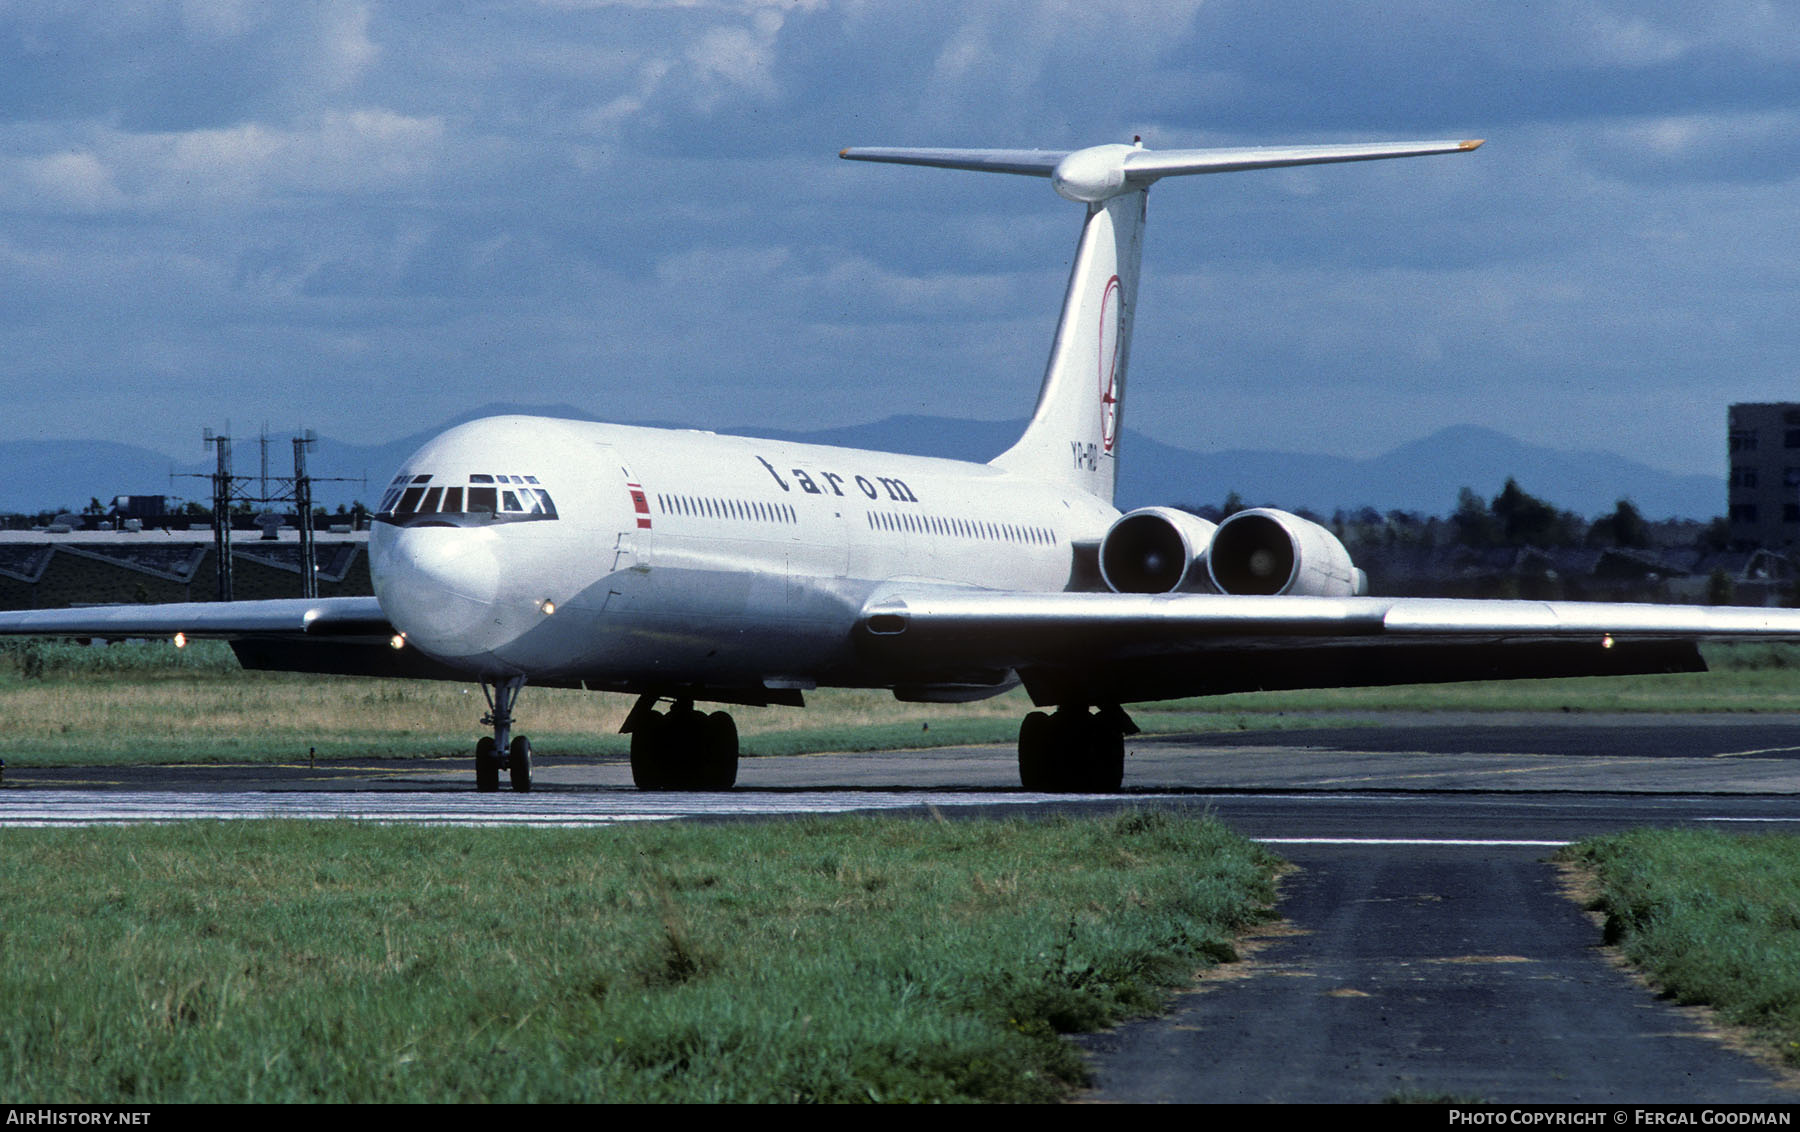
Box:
left=369, top=415, right=1118, bottom=694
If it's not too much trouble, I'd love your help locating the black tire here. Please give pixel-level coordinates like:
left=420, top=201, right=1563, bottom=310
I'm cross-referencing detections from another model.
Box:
left=475, top=736, right=499, bottom=793
left=701, top=711, right=739, bottom=789
left=629, top=712, right=666, bottom=790
left=1018, top=711, right=1054, bottom=790
left=1086, top=727, right=1125, bottom=793
left=508, top=735, right=533, bottom=793
left=660, top=709, right=706, bottom=791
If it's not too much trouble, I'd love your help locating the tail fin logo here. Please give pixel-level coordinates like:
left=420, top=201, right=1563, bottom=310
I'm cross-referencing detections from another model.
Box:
left=1098, top=274, right=1121, bottom=453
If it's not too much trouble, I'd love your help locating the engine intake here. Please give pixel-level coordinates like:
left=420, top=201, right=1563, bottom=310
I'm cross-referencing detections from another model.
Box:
left=1098, top=507, right=1218, bottom=594
left=1207, top=508, right=1366, bottom=597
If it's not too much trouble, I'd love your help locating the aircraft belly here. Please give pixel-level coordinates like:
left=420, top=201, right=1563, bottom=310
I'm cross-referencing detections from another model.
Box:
left=502, top=563, right=867, bottom=690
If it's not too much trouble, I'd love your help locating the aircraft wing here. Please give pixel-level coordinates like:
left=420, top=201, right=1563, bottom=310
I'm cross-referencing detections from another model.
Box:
left=855, top=589, right=1800, bottom=706
left=0, top=596, right=391, bottom=640
left=0, top=597, right=468, bottom=681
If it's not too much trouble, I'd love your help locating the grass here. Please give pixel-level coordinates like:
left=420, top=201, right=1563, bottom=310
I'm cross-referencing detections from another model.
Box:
left=4, top=639, right=1800, bottom=767
left=1562, top=830, right=1800, bottom=1068
left=0, top=811, right=1280, bottom=1103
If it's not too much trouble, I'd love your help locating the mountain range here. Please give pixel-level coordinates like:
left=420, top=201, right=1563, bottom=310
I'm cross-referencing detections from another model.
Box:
left=0, top=405, right=1724, bottom=521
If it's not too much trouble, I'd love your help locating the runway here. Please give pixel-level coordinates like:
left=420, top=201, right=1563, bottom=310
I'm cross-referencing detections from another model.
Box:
left=6, top=712, right=1800, bottom=1102
left=0, top=785, right=1103, bottom=827
left=10, top=712, right=1800, bottom=837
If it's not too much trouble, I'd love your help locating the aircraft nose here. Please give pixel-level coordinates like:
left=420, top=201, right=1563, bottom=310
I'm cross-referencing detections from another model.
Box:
left=371, top=526, right=503, bottom=660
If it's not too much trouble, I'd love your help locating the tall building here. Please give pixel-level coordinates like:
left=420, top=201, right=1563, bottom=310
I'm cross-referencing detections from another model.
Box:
left=1728, top=402, right=1800, bottom=549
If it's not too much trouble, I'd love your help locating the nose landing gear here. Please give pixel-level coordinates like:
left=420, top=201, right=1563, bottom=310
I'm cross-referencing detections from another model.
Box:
left=475, top=676, right=532, bottom=793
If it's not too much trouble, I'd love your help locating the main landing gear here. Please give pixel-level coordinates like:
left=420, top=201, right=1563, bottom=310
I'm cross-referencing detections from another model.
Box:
left=1017, top=705, right=1135, bottom=792
left=475, top=676, right=532, bottom=793
left=625, top=696, right=739, bottom=790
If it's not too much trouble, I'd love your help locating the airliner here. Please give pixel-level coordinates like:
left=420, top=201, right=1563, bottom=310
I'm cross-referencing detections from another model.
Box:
left=8, top=136, right=1800, bottom=794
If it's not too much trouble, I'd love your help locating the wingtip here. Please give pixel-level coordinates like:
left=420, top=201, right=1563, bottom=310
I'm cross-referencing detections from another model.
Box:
left=1460, top=139, right=1486, bottom=151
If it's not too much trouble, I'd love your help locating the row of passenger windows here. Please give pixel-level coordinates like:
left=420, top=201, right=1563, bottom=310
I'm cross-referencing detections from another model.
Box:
left=653, top=490, right=1054, bottom=545
left=657, top=494, right=797, bottom=525
left=867, top=510, right=1057, bottom=546
left=376, top=473, right=558, bottom=521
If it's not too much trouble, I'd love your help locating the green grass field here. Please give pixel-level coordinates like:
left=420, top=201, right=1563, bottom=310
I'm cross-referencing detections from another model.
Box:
left=1563, top=831, right=1800, bottom=1069
left=5, top=638, right=1800, bottom=768
left=0, top=812, right=1279, bottom=1103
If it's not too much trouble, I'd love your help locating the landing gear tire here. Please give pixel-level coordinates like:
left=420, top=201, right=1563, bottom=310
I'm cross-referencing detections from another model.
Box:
left=1084, top=727, right=1125, bottom=793
left=628, top=702, right=740, bottom=790
left=1016, top=708, right=1126, bottom=793
left=700, top=711, right=739, bottom=790
left=1018, top=711, right=1056, bottom=791
left=629, top=712, right=667, bottom=789
left=508, top=735, right=532, bottom=793
left=475, top=736, right=500, bottom=793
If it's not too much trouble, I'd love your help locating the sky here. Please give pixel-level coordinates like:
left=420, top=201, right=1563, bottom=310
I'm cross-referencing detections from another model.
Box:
left=2, top=1, right=1798, bottom=480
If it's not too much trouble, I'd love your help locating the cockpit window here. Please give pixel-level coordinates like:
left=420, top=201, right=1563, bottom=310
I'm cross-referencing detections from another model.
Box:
left=375, top=474, right=558, bottom=527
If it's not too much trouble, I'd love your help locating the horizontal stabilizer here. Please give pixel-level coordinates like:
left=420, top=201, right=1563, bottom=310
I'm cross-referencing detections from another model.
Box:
left=1120, top=139, right=1482, bottom=181
left=838, top=147, right=1067, bottom=177
left=842, top=138, right=1483, bottom=202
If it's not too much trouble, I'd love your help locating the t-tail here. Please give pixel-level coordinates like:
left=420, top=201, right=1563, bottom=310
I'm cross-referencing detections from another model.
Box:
left=840, top=137, right=1483, bottom=504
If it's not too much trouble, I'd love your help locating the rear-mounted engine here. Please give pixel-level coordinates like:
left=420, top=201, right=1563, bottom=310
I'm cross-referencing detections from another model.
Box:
left=1207, top=507, right=1366, bottom=597
left=1097, top=507, right=1218, bottom=594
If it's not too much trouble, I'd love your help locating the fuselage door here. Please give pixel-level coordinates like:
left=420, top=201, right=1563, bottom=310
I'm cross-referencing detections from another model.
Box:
left=595, top=445, right=653, bottom=609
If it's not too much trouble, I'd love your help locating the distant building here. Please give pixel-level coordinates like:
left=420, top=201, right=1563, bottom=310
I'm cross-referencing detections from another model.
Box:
left=1727, top=402, right=1800, bottom=549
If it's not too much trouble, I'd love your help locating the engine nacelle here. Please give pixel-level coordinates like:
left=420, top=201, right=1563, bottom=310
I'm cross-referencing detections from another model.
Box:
left=1098, top=507, right=1219, bottom=594
left=1207, top=507, right=1367, bottom=597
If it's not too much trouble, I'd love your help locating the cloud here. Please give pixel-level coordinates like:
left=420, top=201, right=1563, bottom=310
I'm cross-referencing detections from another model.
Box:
left=1, top=1, right=1797, bottom=480
left=0, top=2, right=381, bottom=130
left=0, top=109, right=445, bottom=215
left=16, top=150, right=124, bottom=211
left=1591, top=109, right=1800, bottom=183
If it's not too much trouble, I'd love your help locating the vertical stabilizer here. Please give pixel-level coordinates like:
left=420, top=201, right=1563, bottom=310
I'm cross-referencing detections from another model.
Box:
left=839, top=138, right=1483, bottom=505
left=989, top=188, right=1144, bottom=501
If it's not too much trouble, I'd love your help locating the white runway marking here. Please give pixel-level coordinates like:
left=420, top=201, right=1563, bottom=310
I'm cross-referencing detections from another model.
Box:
left=0, top=789, right=1108, bottom=828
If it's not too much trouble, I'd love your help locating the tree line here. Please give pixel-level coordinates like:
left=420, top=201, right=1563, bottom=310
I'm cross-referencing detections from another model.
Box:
left=1184, top=477, right=1727, bottom=555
